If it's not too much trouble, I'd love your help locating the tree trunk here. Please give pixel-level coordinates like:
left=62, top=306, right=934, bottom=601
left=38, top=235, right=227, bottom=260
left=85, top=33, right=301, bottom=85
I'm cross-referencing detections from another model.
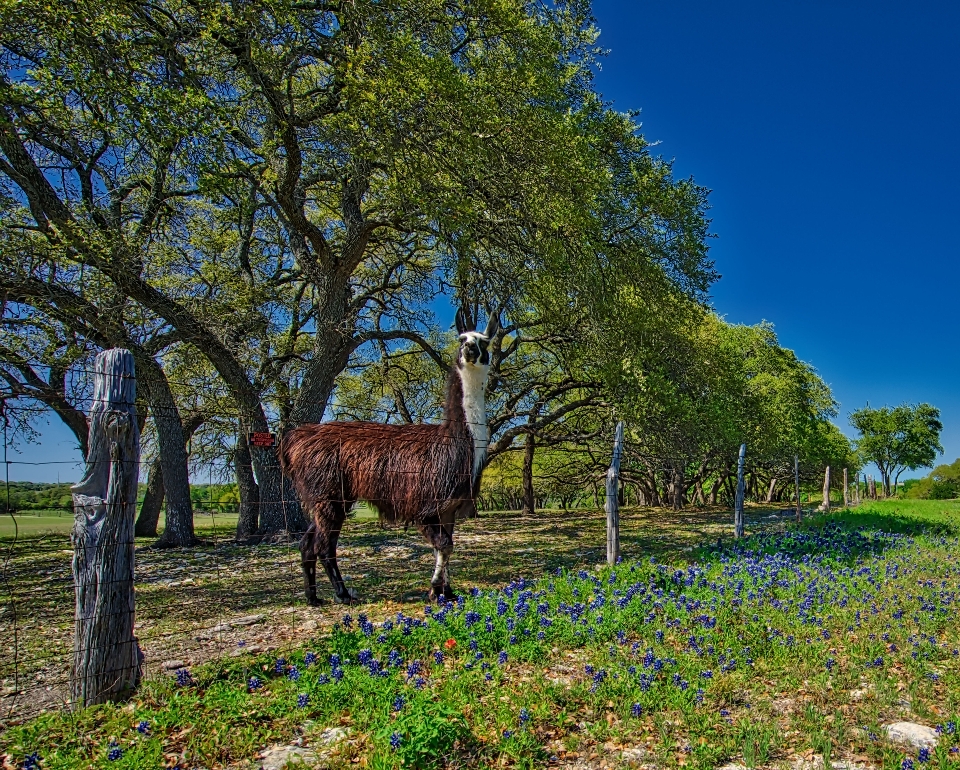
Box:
left=234, top=432, right=261, bottom=541
left=709, top=476, right=722, bottom=505
left=135, top=456, right=164, bottom=538
left=521, top=430, right=536, bottom=517
left=71, top=349, right=141, bottom=707
left=843, top=467, right=849, bottom=506
left=765, top=477, right=777, bottom=503
left=135, top=354, right=197, bottom=548
left=671, top=468, right=683, bottom=511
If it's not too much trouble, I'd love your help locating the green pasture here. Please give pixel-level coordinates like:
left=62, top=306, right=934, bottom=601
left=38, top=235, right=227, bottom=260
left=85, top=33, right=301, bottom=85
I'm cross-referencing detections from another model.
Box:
left=2, top=500, right=960, bottom=769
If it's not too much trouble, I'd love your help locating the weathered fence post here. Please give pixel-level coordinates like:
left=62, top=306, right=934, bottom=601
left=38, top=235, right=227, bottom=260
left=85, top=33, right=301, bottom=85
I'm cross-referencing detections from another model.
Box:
left=606, top=422, right=624, bottom=566
left=843, top=467, right=849, bottom=507
left=819, top=466, right=831, bottom=512
left=794, top=454, right=802, bottom=523
left=71, top=349, right=141, bottom=707
left=734, top=443, right=746, bottom=538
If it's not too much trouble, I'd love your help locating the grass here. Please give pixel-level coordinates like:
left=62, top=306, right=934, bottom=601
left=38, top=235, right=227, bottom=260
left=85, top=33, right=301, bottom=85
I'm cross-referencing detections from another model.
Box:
left=2, top=500, right=960, bottom=769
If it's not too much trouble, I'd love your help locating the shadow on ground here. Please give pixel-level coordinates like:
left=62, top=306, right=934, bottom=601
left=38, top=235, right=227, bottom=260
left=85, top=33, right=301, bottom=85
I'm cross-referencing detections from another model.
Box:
left=0, top=504, right=843, bottom=723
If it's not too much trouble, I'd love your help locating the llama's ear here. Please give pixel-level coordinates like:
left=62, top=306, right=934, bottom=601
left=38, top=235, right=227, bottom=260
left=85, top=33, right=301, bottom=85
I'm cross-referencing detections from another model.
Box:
left=455, top=308, right=468, bottom=335
left=483, top=297, right=508, bottom=339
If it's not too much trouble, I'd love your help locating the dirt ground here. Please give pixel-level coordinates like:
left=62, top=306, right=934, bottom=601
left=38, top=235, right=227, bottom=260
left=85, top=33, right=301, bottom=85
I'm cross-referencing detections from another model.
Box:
left=0, top=505, right=799, bottom=726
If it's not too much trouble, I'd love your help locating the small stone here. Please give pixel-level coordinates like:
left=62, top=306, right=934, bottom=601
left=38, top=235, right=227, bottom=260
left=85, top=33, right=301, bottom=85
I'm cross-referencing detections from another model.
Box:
left=318, top=727, right=350, bottom=745
left=259, top=744, right=317, bottom=770
left=161, top=660, right=186, bottom=670
left=717, top=764, right=749, bottom=770
left=883, top=722, right=938, bottom=749
left=771, top=697, right=796, bottom=714
left=232, top=614, right=266, bottom=626
left=793, top=755, right=825, bottom=770
left=621, top=747, right=653, bottom=766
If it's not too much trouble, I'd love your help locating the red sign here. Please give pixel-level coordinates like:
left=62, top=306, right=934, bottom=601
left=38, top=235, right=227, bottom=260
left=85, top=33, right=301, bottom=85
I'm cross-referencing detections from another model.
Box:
left=248, top=432, right=276, bottom=448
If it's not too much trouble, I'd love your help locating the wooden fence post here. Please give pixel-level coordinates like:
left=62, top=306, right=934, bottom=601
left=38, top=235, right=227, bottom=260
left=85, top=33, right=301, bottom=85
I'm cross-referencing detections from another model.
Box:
left=606, top=422, right=624, bottom=566
left=843, top=468, right=849, bottom=507
left=71, top=349, right=141, bottom=707
left=794, top=454, right=801, bottom=523
left=734, top=443, right=746, bottom=538
left=818, top=466, right=831, bottom=512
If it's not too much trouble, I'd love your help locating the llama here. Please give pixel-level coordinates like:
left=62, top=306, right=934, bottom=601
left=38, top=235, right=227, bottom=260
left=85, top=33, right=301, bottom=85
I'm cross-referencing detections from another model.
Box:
left=279, top=310, right=495, bottom=605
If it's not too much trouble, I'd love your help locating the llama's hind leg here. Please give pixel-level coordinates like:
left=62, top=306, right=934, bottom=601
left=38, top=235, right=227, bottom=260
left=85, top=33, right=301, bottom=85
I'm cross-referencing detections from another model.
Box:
left=317, top=502, right=360, bottom=605
left=421, top=502, right=460, bottom=602
left=299, top=523, right=322, bottom=607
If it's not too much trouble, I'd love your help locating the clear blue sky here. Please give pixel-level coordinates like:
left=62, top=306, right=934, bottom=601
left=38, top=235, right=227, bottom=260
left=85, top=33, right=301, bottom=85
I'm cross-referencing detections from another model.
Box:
left=591, top=0, right=960, bottom=480
left=6, top=0, right=958, bottom=483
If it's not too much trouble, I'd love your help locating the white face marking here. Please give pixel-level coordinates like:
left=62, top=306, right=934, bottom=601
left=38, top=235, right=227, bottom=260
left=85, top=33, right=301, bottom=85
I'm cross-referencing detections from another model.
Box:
left=458, top=331, right=488, bottom=346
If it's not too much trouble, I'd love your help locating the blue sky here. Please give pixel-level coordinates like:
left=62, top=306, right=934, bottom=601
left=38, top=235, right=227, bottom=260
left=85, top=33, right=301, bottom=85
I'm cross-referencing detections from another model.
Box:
left=590, top=0, right=960, bottom=480
left=6, top=0, right=959, bottom=483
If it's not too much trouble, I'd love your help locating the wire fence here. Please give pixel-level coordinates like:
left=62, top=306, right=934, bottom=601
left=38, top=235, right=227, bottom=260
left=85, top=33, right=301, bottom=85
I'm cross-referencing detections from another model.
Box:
left=0, top=376, right=821, bottom=728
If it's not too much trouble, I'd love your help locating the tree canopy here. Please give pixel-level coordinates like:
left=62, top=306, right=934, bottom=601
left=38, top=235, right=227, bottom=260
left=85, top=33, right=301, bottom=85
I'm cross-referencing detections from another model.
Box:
left=850, top=403, right=943, bottom=496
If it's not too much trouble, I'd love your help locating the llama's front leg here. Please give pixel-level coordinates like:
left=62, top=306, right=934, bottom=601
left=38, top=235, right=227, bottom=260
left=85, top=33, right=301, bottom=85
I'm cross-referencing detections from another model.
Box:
left=424, top=502, right=459, bottom=601
left=430, top=546, right=454, bottom=602
left=318, top=507, right=360, bottom=605
left=299, top=525, right=323, bottom=607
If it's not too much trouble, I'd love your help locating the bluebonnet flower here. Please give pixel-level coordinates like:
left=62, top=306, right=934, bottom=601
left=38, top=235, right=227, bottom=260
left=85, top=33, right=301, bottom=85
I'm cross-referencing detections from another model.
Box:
left=136, top=720, right=150, bottom=734
left=274, top=657, right=286, bottom=675
left=107, top=743, right=123, bottom=761
left=22, top=753, right=40, bottom=770
left=248, top=676, right=263, bottom=690
left=918, top=748, right=930, bottom=763
left=485, top=672, right=493, bottom=681
left=357, top=649, right=373, bottom=665
left=902, top=759, right=914, bottom=770
left=175, top=668, right=193, bottom=687
left=393, top=695, right=405, bottom=712
left=631, top=703, right=643, bottom=717
left=519, top=708, right=530, bottom=725
left=390, top=732, right=402, bottom=749
left=498, top=651, right=508, bottom=665
left=304, top=651, right=316, bottom=667
left=434, top=650, right=444, bottom=665
left=297, top=693, right=309, bottom=708
left=503, top=730, right=514, bottom=739
left=331, top=667, right=344, bottom=682
left=330, top=654, right=341, bottom=667
left=288, top=666, right=301, bottom=681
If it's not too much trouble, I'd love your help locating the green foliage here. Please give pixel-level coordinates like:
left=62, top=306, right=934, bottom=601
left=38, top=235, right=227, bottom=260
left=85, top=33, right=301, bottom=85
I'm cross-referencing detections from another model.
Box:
left=0, top=482, right=76, bottom=513
left=850, top=403, right=944, bottom=496
left=5, top=501, right=960, bottom=768
left=373, top=698, right=471, bottom=769
left=903, top=458, right=960, bottom=500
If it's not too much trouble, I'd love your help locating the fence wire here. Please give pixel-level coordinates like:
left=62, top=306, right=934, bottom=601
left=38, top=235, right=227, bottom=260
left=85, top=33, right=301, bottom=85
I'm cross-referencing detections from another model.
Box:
left=0, top=391, right=841, bottom=728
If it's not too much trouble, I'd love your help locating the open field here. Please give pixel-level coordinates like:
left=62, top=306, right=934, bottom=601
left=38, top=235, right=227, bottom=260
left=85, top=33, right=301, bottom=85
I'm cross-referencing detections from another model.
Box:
left=2, top=500, right=959, bottom=769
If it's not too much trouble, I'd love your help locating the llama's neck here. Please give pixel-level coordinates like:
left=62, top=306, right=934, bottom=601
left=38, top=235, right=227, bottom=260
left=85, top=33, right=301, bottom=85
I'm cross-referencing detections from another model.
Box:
left=456, top=364, right=489, bottom=481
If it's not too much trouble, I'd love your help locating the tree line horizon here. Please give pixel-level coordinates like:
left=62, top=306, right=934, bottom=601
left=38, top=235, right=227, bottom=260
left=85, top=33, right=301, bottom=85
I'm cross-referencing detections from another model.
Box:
left=0, top=0, right=945, bottom=544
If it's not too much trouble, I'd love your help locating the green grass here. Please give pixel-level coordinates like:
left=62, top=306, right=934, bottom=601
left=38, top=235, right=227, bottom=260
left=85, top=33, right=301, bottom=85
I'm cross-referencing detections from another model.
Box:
left=3, top=501, right=960, bottom=768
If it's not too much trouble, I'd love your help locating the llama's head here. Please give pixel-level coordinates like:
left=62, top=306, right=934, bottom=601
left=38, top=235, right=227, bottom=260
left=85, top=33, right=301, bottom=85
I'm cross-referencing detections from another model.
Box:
left=455, top=307, right=498, bottom=371
left=457, top=331, right=490, bottom=367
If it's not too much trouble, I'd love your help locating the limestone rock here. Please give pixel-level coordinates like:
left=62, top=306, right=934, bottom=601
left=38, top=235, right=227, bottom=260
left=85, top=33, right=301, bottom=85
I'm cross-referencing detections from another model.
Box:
left=884, top=722, right=938, bottom=749
left=258, top=744, right=317, bottom=769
